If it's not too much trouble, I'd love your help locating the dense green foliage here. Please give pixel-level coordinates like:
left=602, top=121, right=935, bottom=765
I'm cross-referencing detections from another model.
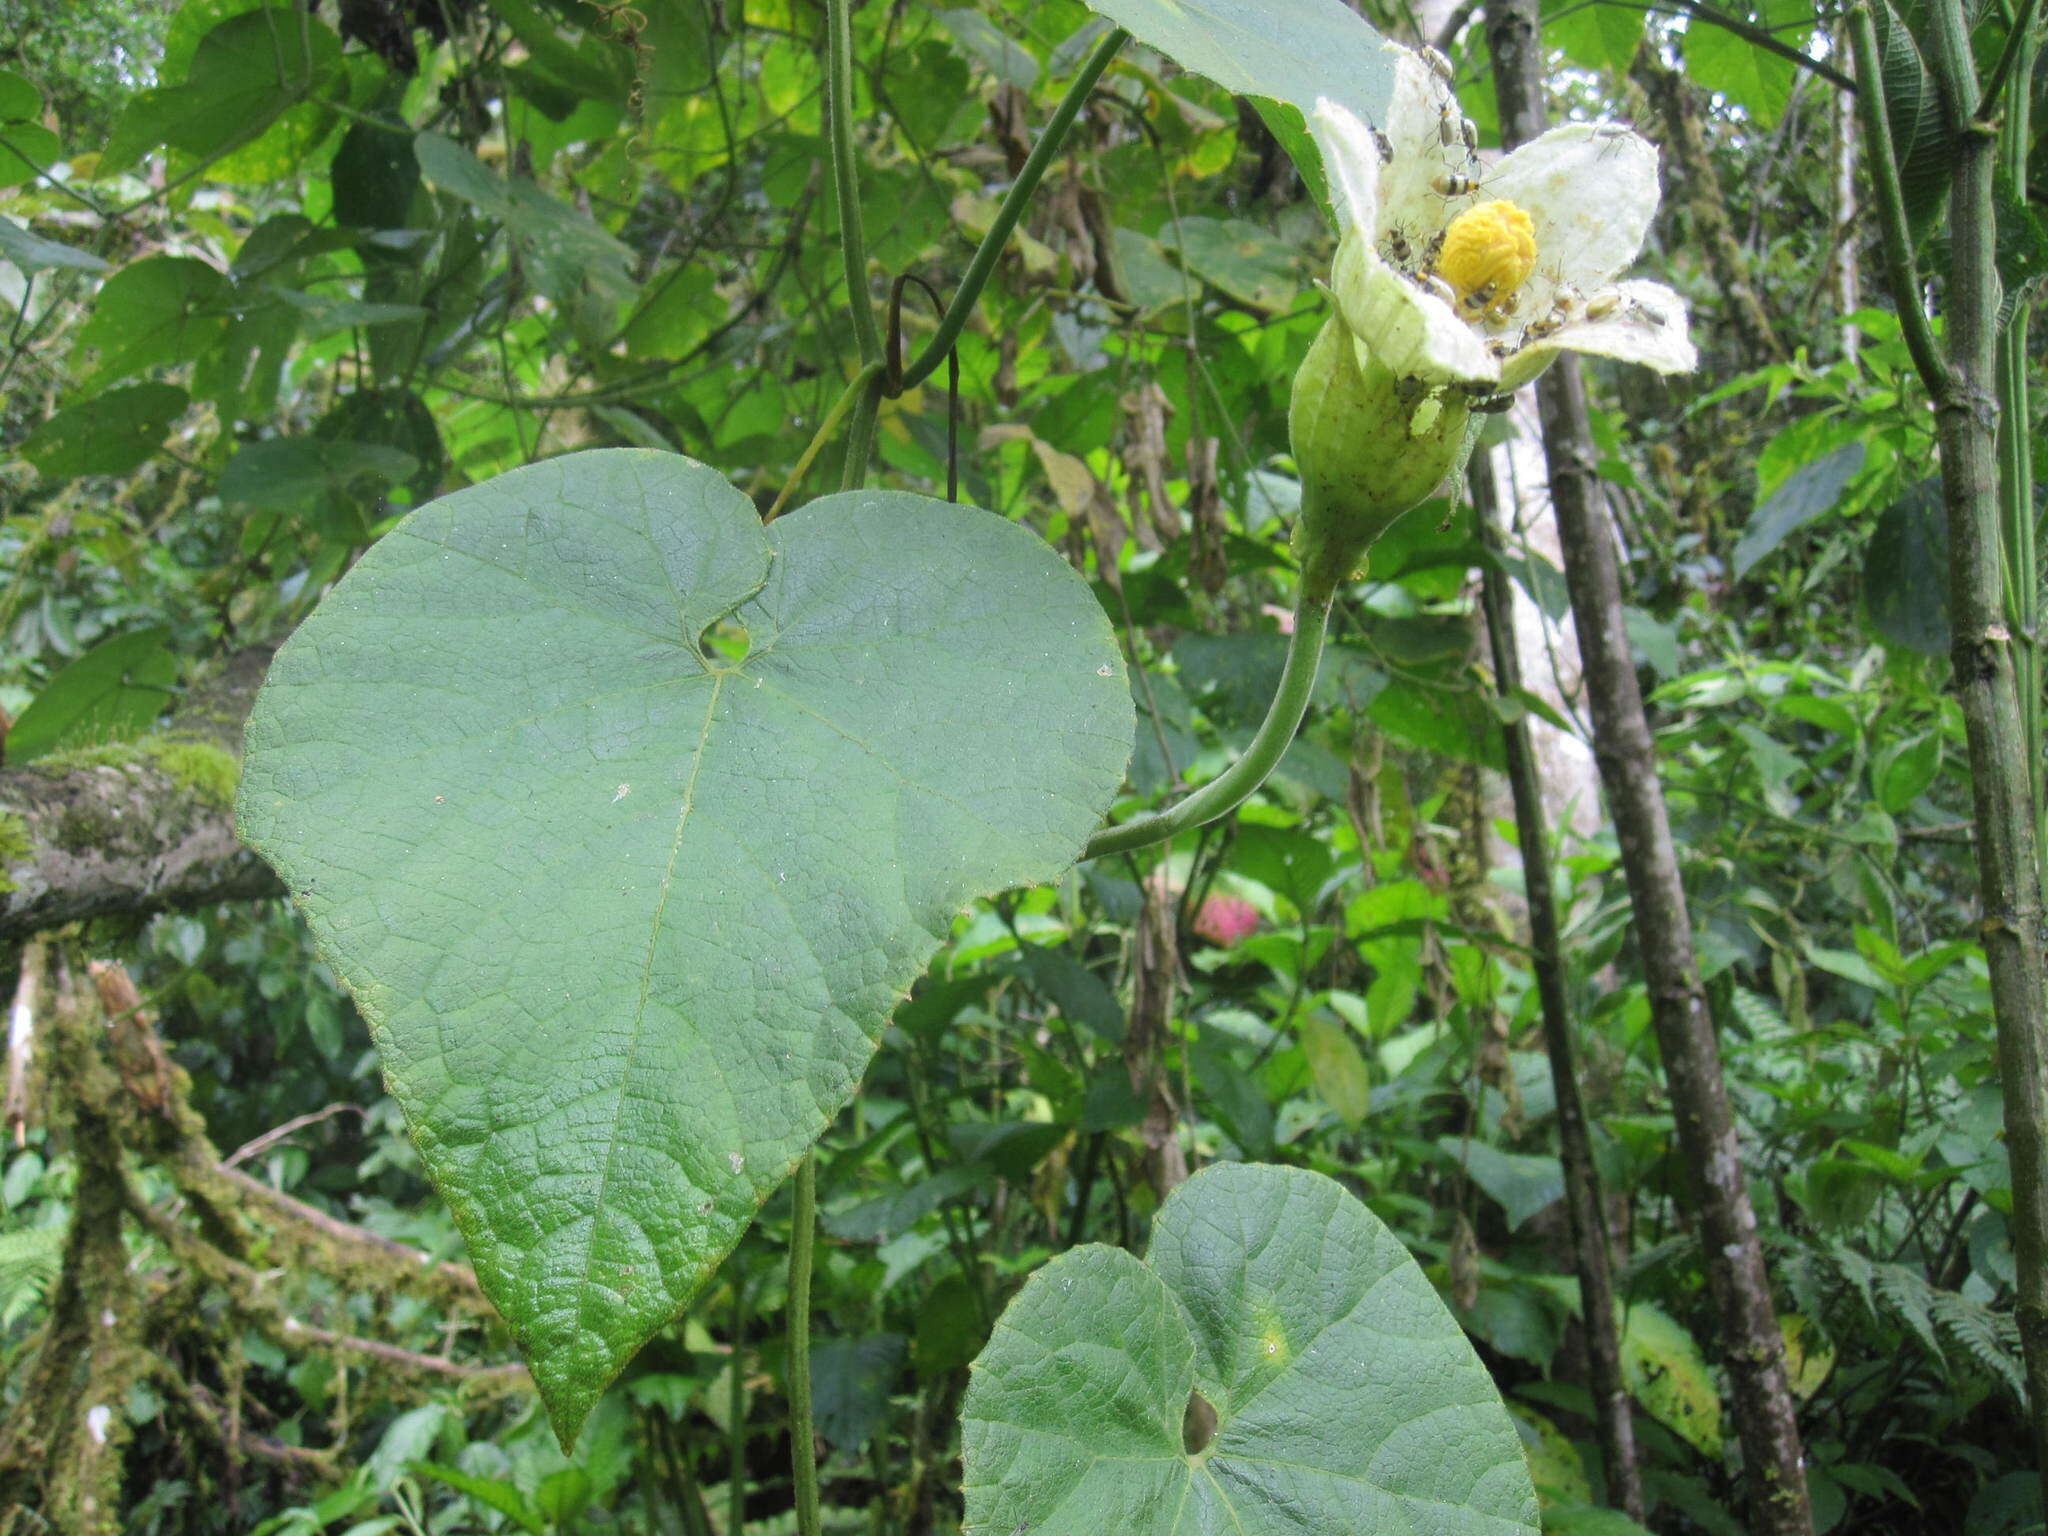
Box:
left=1, top=0, right=2043, bottom=1532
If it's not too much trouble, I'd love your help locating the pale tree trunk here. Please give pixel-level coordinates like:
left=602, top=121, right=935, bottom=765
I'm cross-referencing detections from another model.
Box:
left=1486, top=412, right=1604, bottom=849
left=1831, top=26, right=1861, bottom=365
left=1471, top=460, right=1644, bottom=1520
left=1485, top=4, right=1816, bottom=1530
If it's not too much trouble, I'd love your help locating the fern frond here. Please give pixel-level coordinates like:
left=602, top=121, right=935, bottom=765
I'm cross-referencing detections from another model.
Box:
left=1827, top=1240, right=1876, bottom=1319
left=1730, top=986, right=1791, bottom=1039
left=1872, top=1261, right=1943, bottom=1360
left=0, top=1226, right=63, bottom=1329
left=1783, top=1248, right=1835, bottom=1349
left=1931, top=1288, right=2025, bottom=1397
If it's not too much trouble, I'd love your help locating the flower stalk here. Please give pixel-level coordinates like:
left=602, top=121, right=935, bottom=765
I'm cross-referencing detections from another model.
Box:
left=1084, top=586, right=1332, bottom=860
left=1088, top=33, right=1700, bottom=862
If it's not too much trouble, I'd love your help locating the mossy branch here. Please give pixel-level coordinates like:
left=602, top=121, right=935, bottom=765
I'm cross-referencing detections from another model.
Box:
left=0, top=949, right=530, bottom=1527
left=0, top=646, right=282, bottom=943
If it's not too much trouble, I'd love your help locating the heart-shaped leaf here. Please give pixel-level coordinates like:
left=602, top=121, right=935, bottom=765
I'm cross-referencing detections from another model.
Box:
left=239, top=449, right=1132, bottom=1437
left=961, top=1163, right=1538, bottom=1534
left=1080, top=0, right=1395, bottom=218
left=1081, top=0, right=1394, bottom=131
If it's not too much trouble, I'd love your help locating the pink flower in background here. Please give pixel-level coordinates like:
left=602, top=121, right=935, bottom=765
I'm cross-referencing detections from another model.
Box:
left=1194, top=894, right=1262, bottom=948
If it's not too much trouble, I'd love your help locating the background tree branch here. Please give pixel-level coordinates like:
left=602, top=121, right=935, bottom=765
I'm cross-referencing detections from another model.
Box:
left=0, top=645, right=282, bottom=943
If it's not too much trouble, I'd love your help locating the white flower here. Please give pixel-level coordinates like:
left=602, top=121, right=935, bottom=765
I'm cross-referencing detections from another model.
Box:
left=1285, top=44, right=1696, bottom=595
left=1311, top=47, right=1697, bottom=393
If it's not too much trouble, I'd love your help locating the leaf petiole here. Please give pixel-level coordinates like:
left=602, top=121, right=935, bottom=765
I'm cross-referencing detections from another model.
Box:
left=766, top=359, right=886, bottom=521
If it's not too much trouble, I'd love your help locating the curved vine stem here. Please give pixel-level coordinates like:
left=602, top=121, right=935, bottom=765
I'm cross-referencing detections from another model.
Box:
left=898, top=27, right=1127, bottom=391
left=1848, top=4, right=1950, bottom=397
left=827, top=0, right=883, bottom=370
left=787, top=1151, right=821, bottom=1536
left=887, top=274, right=961, bottom=500
left=838, top=382, right=883, bottom=491
left=1084, top=585, right=1333, bottom=860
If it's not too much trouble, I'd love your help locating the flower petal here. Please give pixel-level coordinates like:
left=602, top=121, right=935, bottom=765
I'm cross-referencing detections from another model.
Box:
left=1484, top=123, right=1660, bottom=321
left=1498, top=279, right=1696, bottom=389
left=1330, top=229, right=1499, bottom=386
left=1378, top=49, right=1473, bottom=258
left=1309, top=96, right=1383, bottom=238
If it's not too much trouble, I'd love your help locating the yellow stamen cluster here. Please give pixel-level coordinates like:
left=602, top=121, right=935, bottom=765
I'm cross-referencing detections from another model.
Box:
left=1433, top=199, right=1536, bottom=323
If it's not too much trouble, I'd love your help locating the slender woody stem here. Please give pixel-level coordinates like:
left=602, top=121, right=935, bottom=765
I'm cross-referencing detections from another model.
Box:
left=1996, top=0, right=2041, bottom=860
left=1998, top=318, right=2040, bottom=859
left=1084, top=585, right=1331, bottom=860
left=1670, top=0, right=1858, bottom=92
left=1920, top=0, right=2048, bottom=1501
left=1485, top=1, right=1814, bottom=1527
left=1849, top=4, right=1952, bottom=398
left=827, top=0, right=883, bottom=369
left=899, top=28, right=1127, bottom=391
left=1473, top=465, right=1644, bottom=1522
left=787, top=1152, right=821, bottom=1536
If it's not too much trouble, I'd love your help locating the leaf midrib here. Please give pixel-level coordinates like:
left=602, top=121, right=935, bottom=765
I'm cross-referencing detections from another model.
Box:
left=573, top=671, right=725, bottom=1335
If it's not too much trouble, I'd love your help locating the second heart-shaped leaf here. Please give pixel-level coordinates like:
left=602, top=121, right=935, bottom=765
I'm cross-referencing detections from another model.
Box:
left=961, top=1163, right=1539, bottom=1534
left=238, top=449, right=1133, bottom=1438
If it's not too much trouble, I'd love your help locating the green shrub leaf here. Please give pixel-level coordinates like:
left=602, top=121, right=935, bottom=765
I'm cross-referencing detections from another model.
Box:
left=8, top=627, right=177, bottom=763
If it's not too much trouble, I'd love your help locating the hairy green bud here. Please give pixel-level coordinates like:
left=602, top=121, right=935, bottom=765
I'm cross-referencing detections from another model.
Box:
left=1288, top=314, right=1472, bottom=597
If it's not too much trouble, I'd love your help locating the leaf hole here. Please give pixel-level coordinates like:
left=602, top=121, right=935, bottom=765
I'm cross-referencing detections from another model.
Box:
left=1182, top=1389, right=1218, bottom=1458
left=699, top=617, right=751, bottom=667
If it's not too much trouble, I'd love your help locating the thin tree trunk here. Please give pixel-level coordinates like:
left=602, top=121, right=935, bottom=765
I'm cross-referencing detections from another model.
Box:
left=1915, top=0, right=2048, bottom=1494
left=1472, top=461, right=1644, bottom=1521
left=1484, top=6, right=1815, bottom=1530
left=1126, top=868, right=1189, bottom=1199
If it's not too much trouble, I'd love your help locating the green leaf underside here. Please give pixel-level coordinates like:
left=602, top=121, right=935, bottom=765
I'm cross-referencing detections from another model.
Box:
left=961, top=1163, right=1538, bottom=1534
left=1082, top=0, right=1394, bottom=130
left=20, top=383, right=188, bottom=480
left=1865, top=478, right=1949, bottom=656
left=0, top=214, right=111, bottom=275
left=238, top=449, right=1133, bottom=1439
left=1730, top=441, right=1865, bottom=581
